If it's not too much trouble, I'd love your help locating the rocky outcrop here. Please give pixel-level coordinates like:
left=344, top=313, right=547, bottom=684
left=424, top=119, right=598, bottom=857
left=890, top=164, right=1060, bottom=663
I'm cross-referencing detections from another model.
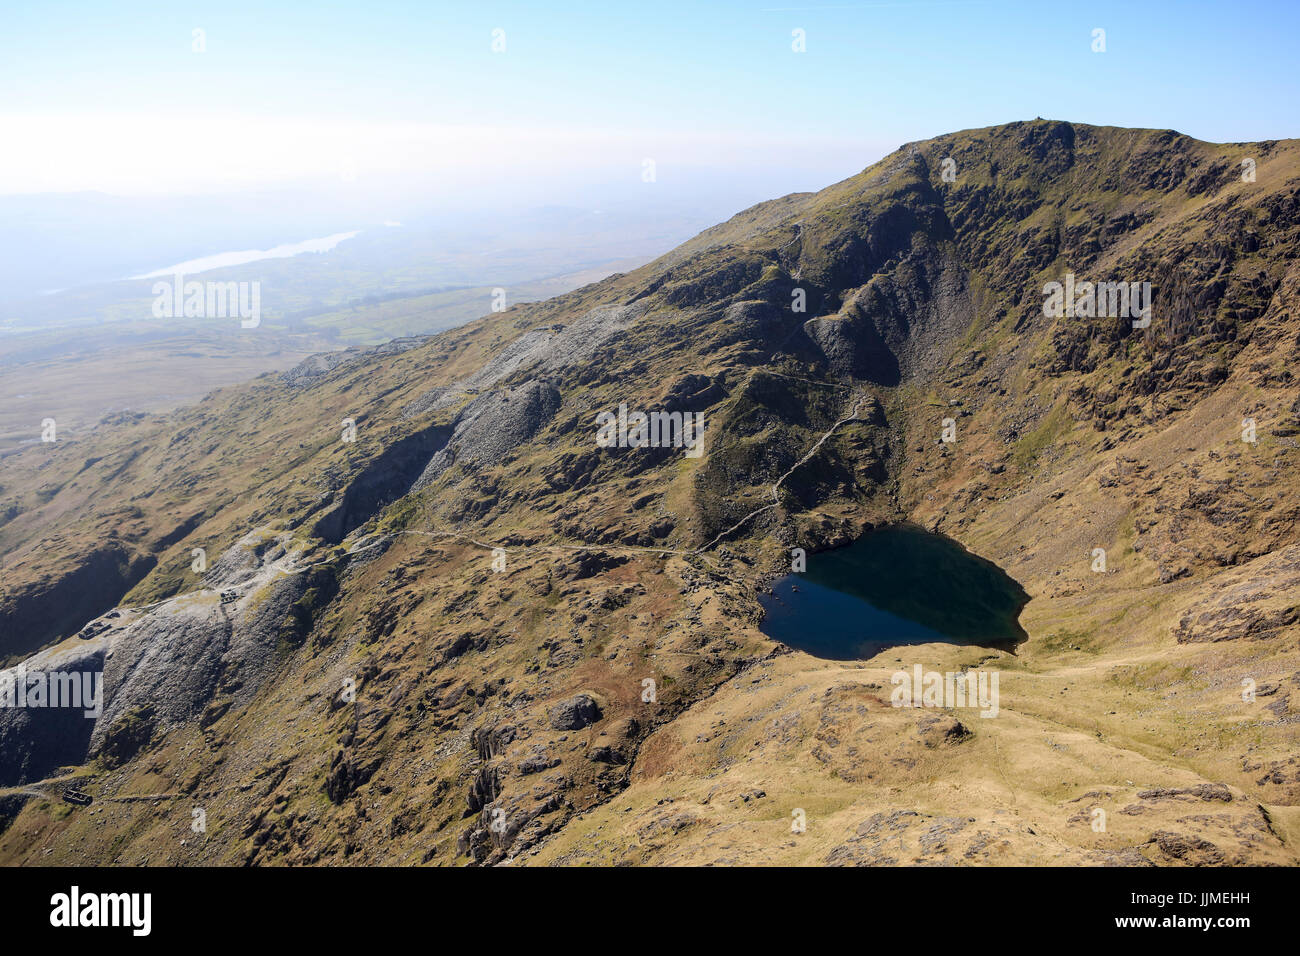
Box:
left=0, top=544, right=155, bottom=662
left=803, top=249, right=971, bottom=385
left=1173, top=547, right=1300, bottom=643
left=412, top=380, right=561, bottom=491
left=313, top=423, right=453, bottom=543
left=403, top=303, right=647, bottom=417
left=0, top=531, right=343, bottom=786
left=547, top=693, right=601, bottom=730
left=0, top=637, right=106, bottom=785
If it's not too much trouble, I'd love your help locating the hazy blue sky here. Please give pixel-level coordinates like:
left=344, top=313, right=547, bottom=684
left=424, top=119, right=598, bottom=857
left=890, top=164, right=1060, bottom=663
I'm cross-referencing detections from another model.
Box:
left=2, top=0, right=1296, bottom=199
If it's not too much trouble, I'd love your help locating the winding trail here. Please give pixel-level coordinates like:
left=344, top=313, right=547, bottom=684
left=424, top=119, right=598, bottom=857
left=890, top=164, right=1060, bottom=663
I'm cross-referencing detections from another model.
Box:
left=692, top=391, right=871, bottom=554
left=103, top=381, right=875, bottom=623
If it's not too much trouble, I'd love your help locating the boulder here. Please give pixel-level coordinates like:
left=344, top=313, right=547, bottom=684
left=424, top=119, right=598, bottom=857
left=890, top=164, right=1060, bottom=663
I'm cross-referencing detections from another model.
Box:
left=548, top=693, right=602, bottom=731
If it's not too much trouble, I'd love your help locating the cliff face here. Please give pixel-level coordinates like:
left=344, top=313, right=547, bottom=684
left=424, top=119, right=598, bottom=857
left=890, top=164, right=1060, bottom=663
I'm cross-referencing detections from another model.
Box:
left=1, top=120, right=1298, bottom=865
left=0, top=543, right=155, bottom=661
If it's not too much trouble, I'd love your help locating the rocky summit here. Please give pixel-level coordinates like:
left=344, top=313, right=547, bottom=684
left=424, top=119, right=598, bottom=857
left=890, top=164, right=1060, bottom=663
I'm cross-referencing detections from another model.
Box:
left=1, top=120, right=1298, bottom=866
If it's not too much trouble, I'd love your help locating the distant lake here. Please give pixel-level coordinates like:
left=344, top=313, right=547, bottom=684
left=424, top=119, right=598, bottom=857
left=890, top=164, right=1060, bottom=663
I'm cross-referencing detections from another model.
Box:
left=128, top=231, right=362, bottom=280
left=759, top=525, right=1028, bottom=661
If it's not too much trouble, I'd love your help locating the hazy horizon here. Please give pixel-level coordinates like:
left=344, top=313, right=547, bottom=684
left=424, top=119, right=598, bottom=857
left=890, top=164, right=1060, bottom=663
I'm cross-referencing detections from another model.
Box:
left=3, top=0, right=1298, bottom=329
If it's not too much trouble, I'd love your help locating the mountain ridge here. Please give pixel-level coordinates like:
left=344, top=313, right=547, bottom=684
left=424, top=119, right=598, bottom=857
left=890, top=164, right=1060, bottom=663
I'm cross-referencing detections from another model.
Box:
left=1, top=118, right=1298, bottom=865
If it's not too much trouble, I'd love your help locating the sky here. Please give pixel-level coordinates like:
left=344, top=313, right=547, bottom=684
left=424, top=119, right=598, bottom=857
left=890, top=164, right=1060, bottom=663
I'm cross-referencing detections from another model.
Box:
left=2, top=0, right=1298, bottom=200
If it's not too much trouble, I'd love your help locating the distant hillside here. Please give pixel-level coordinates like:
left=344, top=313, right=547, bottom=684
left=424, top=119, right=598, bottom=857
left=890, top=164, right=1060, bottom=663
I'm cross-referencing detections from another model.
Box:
left=0, top=258, right=651, bottom=446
